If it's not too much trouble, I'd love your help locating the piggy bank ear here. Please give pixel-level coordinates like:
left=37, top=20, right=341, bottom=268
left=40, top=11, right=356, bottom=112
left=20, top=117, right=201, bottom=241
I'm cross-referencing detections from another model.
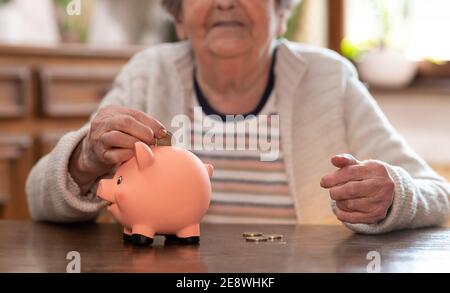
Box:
left=134, top=142, right=154, bottom=170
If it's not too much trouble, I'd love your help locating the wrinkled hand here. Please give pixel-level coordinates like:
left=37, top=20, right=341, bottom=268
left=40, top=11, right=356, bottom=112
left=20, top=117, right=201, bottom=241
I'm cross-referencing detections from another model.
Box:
left=82, top=105, right=167, bottom=169
left=320, top=154, right=395, bottom=224
left=69, top=105, right=167, bottom=192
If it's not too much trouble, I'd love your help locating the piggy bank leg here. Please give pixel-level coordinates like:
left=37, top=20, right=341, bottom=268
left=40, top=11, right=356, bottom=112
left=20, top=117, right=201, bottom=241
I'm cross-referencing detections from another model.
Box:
left=123, top=227, right=132, bottom=243
left=131, top=225, right=155, bottom=246
left=176, top=224, right=200, bottom=245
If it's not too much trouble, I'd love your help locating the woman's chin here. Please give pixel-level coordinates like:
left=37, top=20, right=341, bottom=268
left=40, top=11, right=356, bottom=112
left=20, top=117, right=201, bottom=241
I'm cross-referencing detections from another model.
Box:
left=206, top=40, right=252, bottom=58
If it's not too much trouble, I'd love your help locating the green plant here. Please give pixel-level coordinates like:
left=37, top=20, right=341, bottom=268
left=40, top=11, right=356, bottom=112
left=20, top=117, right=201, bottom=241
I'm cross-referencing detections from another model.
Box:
left=283, top=1, right=303, bottom=41
left=341, top=0, right=410, bottom=61
left=341, top=39, right=378, bottom=61
left=0, top=0, right=11, bottom=5
left=54, top=0, right=89, bottom=43
left=373, top=0, right=410, bottom=48
left=55, top=0, right=73, bottom=9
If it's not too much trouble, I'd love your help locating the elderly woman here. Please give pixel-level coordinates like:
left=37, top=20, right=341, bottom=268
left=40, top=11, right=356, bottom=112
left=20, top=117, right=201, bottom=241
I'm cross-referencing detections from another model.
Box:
left=27, top=0, right=449, bottom=235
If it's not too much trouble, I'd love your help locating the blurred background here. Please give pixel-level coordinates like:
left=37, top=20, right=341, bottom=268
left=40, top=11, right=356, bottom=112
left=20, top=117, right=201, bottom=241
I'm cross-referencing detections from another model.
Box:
left=0, top=0, right=449, bottom=220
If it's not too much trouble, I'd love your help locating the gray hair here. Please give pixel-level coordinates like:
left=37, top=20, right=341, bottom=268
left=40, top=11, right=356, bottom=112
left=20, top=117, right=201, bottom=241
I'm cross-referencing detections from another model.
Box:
left=161, top=0, right=299, bottom=19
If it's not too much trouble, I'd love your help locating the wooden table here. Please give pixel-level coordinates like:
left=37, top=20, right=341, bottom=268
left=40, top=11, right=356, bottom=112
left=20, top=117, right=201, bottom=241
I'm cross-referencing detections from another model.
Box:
left=1, top=220, right=450, bottom=273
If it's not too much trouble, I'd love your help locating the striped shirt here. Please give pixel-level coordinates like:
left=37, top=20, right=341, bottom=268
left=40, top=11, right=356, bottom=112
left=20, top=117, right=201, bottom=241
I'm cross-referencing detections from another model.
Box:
left=188, top=92, right=297, bottom=224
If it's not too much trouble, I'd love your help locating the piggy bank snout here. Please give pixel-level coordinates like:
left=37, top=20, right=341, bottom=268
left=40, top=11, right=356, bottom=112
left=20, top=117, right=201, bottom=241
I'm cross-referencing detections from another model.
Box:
left=97, top=179, right=115, bottom=203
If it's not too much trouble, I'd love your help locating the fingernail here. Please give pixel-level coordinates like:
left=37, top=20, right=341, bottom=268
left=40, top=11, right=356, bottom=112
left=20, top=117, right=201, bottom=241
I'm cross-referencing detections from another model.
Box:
left=159, top=129, right=167, bottom=138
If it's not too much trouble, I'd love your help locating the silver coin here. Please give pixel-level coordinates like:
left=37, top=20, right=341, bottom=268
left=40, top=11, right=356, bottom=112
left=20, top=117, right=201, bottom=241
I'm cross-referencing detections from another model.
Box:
left=242, top=232, right=263, bottom=238
left=265, top=234, right=284, bottom=241
left=245, top=236, right=269, bottom=242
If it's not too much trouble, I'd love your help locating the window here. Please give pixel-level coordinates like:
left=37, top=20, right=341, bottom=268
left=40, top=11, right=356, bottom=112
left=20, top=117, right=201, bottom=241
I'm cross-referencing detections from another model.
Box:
left=345, top=0, right=450, bottom=61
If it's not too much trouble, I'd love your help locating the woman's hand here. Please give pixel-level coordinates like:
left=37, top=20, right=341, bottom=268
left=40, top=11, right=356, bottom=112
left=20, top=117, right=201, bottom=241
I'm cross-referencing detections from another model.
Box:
left=69, top=105, right=167, bottom=193
left=320, top=154, right=395, bottom=225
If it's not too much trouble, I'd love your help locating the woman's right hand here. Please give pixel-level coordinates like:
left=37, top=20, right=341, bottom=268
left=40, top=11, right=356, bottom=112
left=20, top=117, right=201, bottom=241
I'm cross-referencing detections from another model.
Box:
left=69, top=105, right=167, bottom=193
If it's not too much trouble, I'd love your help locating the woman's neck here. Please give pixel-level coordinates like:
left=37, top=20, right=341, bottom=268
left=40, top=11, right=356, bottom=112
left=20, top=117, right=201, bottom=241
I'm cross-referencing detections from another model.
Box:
left=194, top=46, right=274, bottom=115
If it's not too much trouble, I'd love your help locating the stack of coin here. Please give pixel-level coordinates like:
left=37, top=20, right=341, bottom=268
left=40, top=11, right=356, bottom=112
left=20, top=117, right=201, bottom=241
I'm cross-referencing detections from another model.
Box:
left=242, top=232, right=284, bottom=243
left=156, top=131, right=173, bottom=147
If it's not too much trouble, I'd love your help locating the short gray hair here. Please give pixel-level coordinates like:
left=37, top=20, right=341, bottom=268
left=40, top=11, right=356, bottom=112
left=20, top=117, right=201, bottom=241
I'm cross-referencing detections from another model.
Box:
left=161, top=0, right=299, bottom=19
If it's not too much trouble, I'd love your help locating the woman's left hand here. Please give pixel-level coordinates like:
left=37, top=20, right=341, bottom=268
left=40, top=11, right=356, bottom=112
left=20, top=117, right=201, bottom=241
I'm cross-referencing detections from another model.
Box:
left=320, top=154, right=395, bottom=224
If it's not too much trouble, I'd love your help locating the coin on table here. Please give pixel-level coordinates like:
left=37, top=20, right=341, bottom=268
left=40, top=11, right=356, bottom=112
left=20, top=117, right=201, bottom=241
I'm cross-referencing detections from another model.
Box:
left=246, top=236, right=269, bottom=242
left=156, top=131, right=173, bottom=147
left=242, top=232, right=263, bottom=238
left=265, top=234, right=284, bottom=241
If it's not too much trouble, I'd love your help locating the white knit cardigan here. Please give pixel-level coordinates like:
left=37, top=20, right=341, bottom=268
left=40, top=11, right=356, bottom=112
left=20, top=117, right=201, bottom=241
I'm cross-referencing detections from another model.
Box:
left=26, top=40, right=450, bottom=234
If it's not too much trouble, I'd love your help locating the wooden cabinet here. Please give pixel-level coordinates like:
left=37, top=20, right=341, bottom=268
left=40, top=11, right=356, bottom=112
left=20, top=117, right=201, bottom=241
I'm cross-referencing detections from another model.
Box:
left=0, top=45, right=136, bottom=219
left=39, top=66, right=119, bottom=117
left=0, top=135, right=32, bottom=218
left=0, top=67, right=30, bottom=118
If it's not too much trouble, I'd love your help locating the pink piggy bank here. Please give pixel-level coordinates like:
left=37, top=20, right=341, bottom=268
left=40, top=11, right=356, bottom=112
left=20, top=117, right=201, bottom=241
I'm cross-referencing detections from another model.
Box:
left=97, top=142, right=213, bottom=246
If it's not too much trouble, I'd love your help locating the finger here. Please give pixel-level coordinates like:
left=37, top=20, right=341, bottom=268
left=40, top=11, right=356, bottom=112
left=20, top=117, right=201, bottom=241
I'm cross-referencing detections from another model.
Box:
left=329, top=180, right=371, bottom=201
left=101, top=131, right=140, bottom=149
left=108, top=114, right=156, bottom=145
left=331, top=154, right=360, bottom=169
left=102, top=148, right=134, bottom=165
left=336, top=197, right=373, bottom=213
left=321, top=165, right=371, bottom=188
left=335, top=208, right=380, bottom=224
left=123, top=108, right=167, bottom=139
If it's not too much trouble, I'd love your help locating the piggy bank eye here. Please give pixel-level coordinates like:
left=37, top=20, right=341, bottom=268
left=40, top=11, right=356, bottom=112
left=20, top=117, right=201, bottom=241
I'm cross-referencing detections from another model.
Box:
left=117, top=176, right=123, bottom=185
